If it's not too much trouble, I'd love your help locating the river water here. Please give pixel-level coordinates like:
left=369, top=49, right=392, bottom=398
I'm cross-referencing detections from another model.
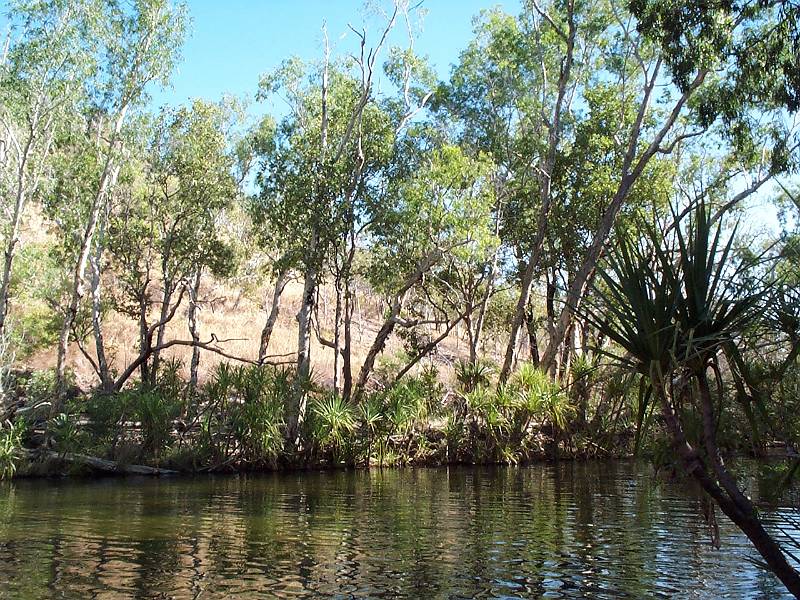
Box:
left=0, top=461, right=792, bottom=598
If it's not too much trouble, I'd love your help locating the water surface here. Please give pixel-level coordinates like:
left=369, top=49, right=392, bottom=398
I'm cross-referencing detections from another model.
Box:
left=0, top=462, right=791, bottom=598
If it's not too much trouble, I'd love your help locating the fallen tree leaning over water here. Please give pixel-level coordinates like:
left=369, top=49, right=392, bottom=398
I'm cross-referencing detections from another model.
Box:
left=584, top=202, right=800, bottom=595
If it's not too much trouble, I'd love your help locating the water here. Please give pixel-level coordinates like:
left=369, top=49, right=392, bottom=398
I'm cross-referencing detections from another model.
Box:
left=0, top=461, right=792, bottom=599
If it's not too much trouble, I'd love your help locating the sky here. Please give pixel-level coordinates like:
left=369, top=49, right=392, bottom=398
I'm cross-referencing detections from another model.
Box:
left=148, top=0, right=521, bottom=114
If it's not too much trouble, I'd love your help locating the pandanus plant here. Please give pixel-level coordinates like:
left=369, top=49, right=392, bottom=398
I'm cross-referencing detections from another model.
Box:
left=585, top=202, right=800, bottom=596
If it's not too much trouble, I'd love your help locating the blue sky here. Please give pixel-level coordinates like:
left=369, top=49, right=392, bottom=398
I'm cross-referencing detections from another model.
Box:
left=149, top=1, right=521, bottom=113
left=149, top=0, right=783, bottom=235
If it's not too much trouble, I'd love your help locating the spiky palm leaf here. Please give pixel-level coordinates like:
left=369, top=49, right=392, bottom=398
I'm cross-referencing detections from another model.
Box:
left=583, top=201, right=761, bottom=453
left=583, top=221, right=680, bottom=375
left=674, top=203, right=761, bottom=367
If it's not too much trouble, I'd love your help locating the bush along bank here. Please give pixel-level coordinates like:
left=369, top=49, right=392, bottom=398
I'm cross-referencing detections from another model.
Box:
left=0, top=360, right=641, bottom=478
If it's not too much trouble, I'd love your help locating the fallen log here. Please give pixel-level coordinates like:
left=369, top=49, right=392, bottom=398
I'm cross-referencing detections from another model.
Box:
left=30, top=450, right=178, bottom=475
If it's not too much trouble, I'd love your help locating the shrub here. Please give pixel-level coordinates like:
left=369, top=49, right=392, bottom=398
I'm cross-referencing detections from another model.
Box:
left=136, top=390, right=181, bottom=460
left=508, top=363, right=574, bottom=431
left=84, top=391, right=136, bottom=450
left=455, top=359, right=494, bottom=393
left=454, top=363, right=574, bottom=462
left=308, top=393, right=356, bottom=462
left=24, top=369, right=63, bottom=417
left=199, top=364, right=288, bottom=468
left=48, top=410, right=84, bottom=456
left=0, top=420, right=24, bottom=479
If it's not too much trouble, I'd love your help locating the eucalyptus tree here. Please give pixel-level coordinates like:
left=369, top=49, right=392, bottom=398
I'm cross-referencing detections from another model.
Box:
left=254, top=21, right=398, bottom=442
left=439, top=1, right=616, bottom=382
left=50, top=0, right=187, bottom=404
left=541, top=82, right=676, bottom=379
left=440, top=1, right=696, bottom=383
left=0, top=0, right=97, bottom=339
left=354, top=144, right=497, bottom=397
left=539, top=0, right=800, bottom=372
left=241, top=115, right=291, bottom=363
left=107, top=99, right=238, bottom=390
left=251, top=66, right=394, bottom=379
left=253, top=1, right=438, bottom=441
left=44, top=111, right=113, bottom=387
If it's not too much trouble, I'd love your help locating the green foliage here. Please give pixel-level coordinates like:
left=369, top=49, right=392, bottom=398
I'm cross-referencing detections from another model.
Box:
left=367, top=145, right=497, bottom=294
left=21, top=369, right=69, bottom=424
left=387, top=367, right=443, bottom=429
left=509, top=364, right=574, bottom=431
left=586, top=201, right=762, bottom=454
left=455, top=359, right=494, bottom=393
left=350, top=368, right=445, bottom=466
left=136, top=390, right=180, bottom=460
left=198, top=364, right=289, bottom=468
left=570, top=354, right=594, bottom=382
left=252, top=61, right=395, bottom=277
left=454, top=363, right=574, bottom=462
left=0, top=420, right=25, bottom=479
left=24, top=369, right=59, bottom=406
left=108, top=99, right=239, bottom=329
left=308, top=393, right=356, bottom=462
left=588, top=202, right=759, bottom=374
left=3, top=0, right=799, bottom=493
left=374, top=349, right=411, bottom=385
left=82, top=360, right=184, bottom=461
left=154, top=358, right=186, bottom=405
left=6, top=244, right=61, bottom=358
left=84, top=390, right=136, bottom=448
left=47, top=411, right=84, bottom=456
left=633, top=0, right=800, bottom=114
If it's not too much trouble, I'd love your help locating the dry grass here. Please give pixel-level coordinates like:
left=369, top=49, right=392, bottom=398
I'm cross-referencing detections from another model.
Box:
left=24, top=275, right=510, bottom=391
left=15, top=206, right=515, bottom=391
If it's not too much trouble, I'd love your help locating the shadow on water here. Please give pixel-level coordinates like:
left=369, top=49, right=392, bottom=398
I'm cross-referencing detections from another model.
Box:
left=0, top=461, right=792, bottom=598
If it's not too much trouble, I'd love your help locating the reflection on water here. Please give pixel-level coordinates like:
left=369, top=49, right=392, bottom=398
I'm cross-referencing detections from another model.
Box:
left=0, top=461, right=790, bottom=598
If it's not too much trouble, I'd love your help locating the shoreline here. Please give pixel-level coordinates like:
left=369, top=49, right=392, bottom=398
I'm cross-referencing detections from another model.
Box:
left=10, top=446, right=636, bottom=480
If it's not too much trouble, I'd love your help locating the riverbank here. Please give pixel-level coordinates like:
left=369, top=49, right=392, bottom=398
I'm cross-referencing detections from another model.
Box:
left=1, top=363, right=641, bottom=481
left=9, top=425, right=636, bottom=479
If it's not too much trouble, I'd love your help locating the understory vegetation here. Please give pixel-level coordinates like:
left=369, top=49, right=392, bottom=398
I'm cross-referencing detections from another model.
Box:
left=2, top=0, right=800, bottom=594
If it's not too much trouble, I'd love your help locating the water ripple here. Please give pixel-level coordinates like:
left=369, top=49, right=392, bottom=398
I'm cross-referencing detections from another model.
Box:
left=0, top=462, right=792, bottom=598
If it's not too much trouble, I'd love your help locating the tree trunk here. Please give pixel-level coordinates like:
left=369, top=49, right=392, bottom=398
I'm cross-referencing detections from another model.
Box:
left=540, top=67, right=708, bottom=371
left=525, top=301, right=540, bottom=365
left=353, top=249, right=441, bottom=399
left=89, top=226, right=112, bottom=391
left=258, top=268, right=289, bottom=362
left=559, top=318, right=575, bottom=381
left=0, top=90, right=57, bottom=338
left=354, top=305, right=401, bottom=401
left=469, top=245, right=498, bottom=365
left=659, top=370, right=800, bottom=597
left=466, top=314, right=478, bottom=365
left=295, top=259, right=316, bottom=377
left=188, top=269, right=202, bottom=391
left=151, top=279, right=174, bottom=387
left=342, top=276, right=354, bottom=400
left=498, top=10, right=577, bottom=384
left=332, top=276, right=343, bottom=394
left=287, top=232, right=318, bottom=445
left=138, top=292, right=151, bottom=385
left=54, top=164, right=121, bottom=406
left=54, top=106, right=129, bottom=408
left=573, top=320, right=591, bottom=426
left=0, top=162, right=29, bottom=338
left=393, top=310, right=469, bottom=383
